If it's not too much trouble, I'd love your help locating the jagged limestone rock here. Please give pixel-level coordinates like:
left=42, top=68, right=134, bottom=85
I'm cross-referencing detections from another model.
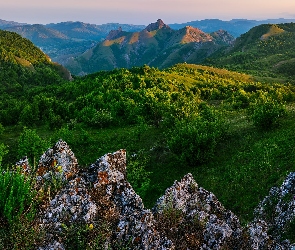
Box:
left=15, top=140, right=295, bottom=249
left=249, top=171, right=295, bottom=249
left=36, top=139, right=79, bottom=186
left=153, top=174, right=243, bottom=249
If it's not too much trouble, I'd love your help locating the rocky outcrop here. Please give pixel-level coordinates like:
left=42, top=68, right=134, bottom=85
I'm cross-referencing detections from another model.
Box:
left=106, top=27, right=124, bottom=40
left=144, top=19, right=170, bottom=32
left=18, top=140, right=295, bottom=249
left=153, top=174, right=243, bottom=249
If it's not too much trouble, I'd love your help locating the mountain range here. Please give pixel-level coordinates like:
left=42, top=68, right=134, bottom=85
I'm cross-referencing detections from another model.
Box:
left=169, top=18, right=295, bottom=37
left=65, top=19, right=235, bottom=75
left=0, top=20, right=145, bottom=65
left=2, top=17, right=295, bottom=69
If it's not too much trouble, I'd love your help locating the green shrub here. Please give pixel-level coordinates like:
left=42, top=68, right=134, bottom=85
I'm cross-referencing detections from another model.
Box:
left=248, top=94, right=287, bottom=129
left=90, top=109, right=113, bottom=128
left=0, top=169, right=35, bottom=224
left=17, top=128, right=50, bottom=168
left=167, top=105, right=226, bottom=165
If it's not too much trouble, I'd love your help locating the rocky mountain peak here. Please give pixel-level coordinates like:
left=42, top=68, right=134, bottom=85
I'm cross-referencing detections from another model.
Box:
left=105, top=26, right=124, bottom=40
left=144, top=19, right=170, bottom=32
left=180, top=26, right=213, bottom=43
left=211, top=29, right=235, bottom=45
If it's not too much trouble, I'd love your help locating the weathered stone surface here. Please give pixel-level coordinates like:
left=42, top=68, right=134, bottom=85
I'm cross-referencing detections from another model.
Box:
left=85, top=150, right=174, bottom=249
left=15, top=156, right=31, bottom=174
left=16, top=140, right=295, bottom=249
left=153, top=174, right=243, bottom=249
left=249, top=171, right=295, bottom=249
left=36, top=139, right=78, bottom=189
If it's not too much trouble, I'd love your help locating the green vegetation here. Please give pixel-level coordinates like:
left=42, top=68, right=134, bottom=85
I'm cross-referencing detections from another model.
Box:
left=1, top=25, right=295, bottom=247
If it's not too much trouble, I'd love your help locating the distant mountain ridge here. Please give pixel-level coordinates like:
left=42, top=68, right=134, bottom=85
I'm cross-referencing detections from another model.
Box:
left=2, top=17, right=295, bottom=74
left=208, top=23, right=295, bottom=78
left=1, top=20, right=145, bottom=65
left=169, top=18, right=295, bottom=37
left=0, top=19, right=27, bottom=28
left=65, top=19, right=235, bottom=75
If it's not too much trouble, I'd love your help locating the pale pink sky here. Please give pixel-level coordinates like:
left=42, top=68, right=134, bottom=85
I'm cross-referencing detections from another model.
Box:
left=1, top=0, right=295, bottom=24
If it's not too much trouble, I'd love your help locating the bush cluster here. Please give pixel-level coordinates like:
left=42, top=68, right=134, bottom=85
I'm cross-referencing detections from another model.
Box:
left=167, top=104, right=226, bottom=165
left=248, top=93, right=287, bottom=129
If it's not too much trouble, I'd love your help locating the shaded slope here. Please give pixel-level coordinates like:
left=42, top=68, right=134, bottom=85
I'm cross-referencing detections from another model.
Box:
left=0, top=29, right=71, bottom=93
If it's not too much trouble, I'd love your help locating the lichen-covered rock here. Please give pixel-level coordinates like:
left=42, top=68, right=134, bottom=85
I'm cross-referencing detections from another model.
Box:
left=86, top=150, right=174, bottom=249
left=15, top=156, right=31, bottom=174
left=38, top=176, right=98, bottom=249
left=15, top=140, right=295, bottom=249
left=250, top=171, right=295, bottom=249
left=36, top=139, right=78, bottom=188
left=153, top=174, right=243, bottom=249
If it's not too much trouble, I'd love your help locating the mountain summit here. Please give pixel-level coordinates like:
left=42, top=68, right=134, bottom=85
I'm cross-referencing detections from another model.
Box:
left=144, top=19, right=170, bottom=32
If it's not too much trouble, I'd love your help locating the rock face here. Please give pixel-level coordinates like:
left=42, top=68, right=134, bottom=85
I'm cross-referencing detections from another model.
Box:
left=19, top=140, right=295, bottom=249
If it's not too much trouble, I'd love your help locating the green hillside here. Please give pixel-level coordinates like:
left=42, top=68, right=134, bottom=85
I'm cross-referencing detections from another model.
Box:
left=0, top=29, right=71, bottom=93
left=208, top=23, right=295, bottom=80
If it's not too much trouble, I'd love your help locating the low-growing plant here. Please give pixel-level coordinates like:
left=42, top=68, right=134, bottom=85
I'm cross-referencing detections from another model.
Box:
left=62, top=221, right=111, bottom=250
left=0, top=168, right=35, bottom=224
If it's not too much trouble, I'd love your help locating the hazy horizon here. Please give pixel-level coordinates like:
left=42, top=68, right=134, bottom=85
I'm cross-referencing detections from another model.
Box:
left=1, top=0, right=295, bottom=25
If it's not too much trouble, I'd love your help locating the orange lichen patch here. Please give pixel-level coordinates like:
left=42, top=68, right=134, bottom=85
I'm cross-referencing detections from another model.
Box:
left=37, top=166, right=47, bottom=176
left=51, top=159, right=57, bottom=167
left=65, top=172, right=73, bottom=180
left=140, top=214, right=147, bottom=222
left=98, top=171, right=109, bottom=184
left=21, top=164, right=29, bottom=174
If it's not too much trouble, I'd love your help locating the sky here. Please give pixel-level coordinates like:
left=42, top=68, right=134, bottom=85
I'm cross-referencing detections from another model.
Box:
left=1, top=0, right=295, bottom=25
